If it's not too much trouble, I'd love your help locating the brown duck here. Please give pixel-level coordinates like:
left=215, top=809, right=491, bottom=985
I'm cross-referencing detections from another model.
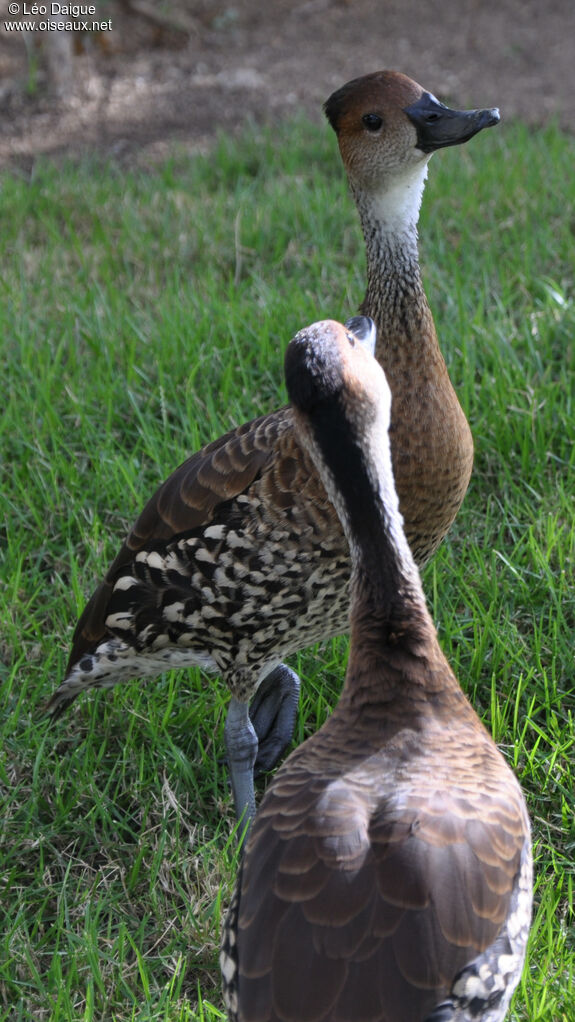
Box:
left=47, top=72, right=499, bottom=825
left=220, top=317, right=532, bottom=1022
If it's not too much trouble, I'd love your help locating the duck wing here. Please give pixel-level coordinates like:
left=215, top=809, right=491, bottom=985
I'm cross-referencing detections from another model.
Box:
left=64, top=408, right=290, bottom=673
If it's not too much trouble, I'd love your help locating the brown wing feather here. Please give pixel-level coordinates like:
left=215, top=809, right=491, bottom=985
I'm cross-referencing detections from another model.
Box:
left=66, top=409, right=287, bottom=670
left=234, top=744, right=527, bottom=1022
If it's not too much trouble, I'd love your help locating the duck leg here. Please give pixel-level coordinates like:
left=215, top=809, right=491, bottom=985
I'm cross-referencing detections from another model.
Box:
left=249, top=664, right=301, bottom=776
left=224, top=696, right=258, bottom=826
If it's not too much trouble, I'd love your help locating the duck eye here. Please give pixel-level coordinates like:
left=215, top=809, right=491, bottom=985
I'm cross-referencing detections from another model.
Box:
left=362, top=113, right=383, bottom=132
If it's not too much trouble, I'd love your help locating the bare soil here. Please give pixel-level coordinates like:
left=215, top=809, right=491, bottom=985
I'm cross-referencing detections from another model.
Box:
left=1, top=0, right=574, bottom=170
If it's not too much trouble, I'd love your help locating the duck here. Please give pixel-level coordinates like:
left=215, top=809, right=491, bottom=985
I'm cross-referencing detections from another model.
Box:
left=324, top=71, right=499, bottom=565
left=46, top=71, right=499, bottom=827
left=220, top=316, right=532, bottom=1022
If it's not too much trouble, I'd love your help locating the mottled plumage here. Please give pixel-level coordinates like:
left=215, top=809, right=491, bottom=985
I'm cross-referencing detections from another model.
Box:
left=48, top=72, right=499, bottom=824
left=53, top=411, right=350, bottom=703
left=221, top=318, right=532, bottom=1022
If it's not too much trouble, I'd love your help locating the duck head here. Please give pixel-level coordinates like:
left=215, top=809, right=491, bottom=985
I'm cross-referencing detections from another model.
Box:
left=324, top=70, right=499, bottom=212
left=285, top=317, right=390, bottom=449
left=285, top=317, right=415, bottom=581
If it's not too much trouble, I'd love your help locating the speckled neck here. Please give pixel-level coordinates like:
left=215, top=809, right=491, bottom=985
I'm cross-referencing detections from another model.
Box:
left=350, top=164, right=442, bottom=370
left=362, top=229, right=430, bottom=359
left=346, top=156, right=473, bottom=574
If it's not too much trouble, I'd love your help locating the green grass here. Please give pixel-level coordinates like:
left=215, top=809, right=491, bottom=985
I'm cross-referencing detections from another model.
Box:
left=1, top=114, right=574, bottom=1020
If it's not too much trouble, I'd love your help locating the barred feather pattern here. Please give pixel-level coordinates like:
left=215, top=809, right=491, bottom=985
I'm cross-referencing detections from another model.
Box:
left=48, top=410, right=353, bottom=713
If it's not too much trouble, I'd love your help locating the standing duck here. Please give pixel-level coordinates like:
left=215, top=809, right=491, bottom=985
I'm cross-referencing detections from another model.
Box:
left=47, top=72, right=499, bottom=826
left=324, top=71, right=498, bottom=564
left=220, top=317, right=532, bottom=1022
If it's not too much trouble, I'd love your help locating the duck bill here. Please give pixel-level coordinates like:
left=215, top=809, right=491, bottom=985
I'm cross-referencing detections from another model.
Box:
left=404, top=91, right=500, bottom=153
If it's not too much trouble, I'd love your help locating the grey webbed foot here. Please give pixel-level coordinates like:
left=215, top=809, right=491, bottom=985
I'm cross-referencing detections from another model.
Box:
left=249, top=664, right=301, bottom=776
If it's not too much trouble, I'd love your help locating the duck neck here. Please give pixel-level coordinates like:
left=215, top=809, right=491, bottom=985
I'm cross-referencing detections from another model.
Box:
left=351, top=163, right=440, bottom=366
left=305, top=395, right=429, bottom=661
left=343, top=504, right=450, bottom=712
left=345, top=464, right=432, bottom=666
left=303, top=378, right=453, bottom=714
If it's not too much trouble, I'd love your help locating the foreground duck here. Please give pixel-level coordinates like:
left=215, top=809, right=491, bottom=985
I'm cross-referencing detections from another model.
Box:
left=220, top=317, right=532, bottom=1022
left=47, top=72, right=499, bottom=825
